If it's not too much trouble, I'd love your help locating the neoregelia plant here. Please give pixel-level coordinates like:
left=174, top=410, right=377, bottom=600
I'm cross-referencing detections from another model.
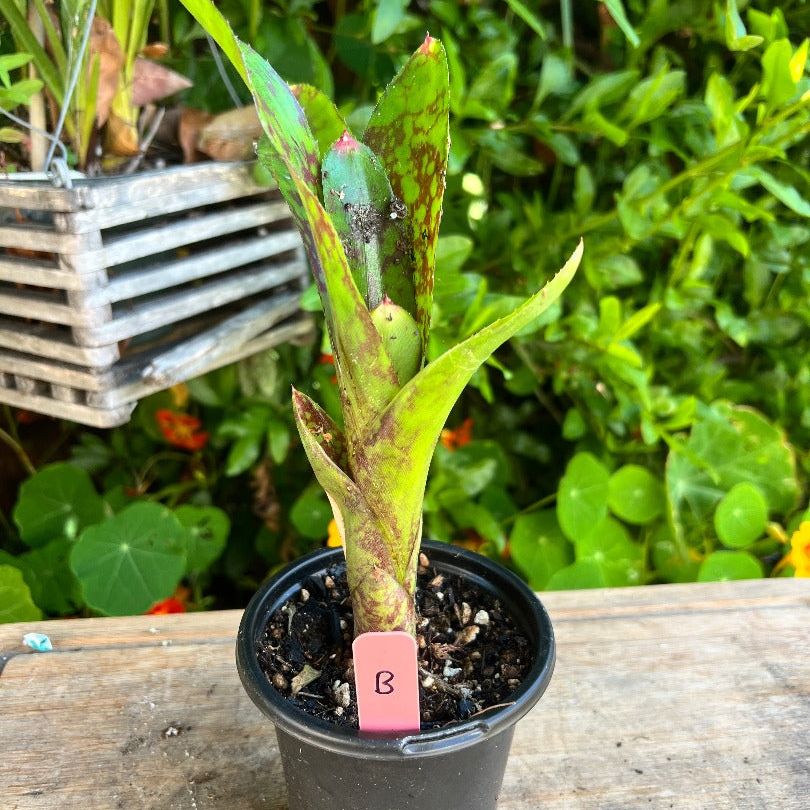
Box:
left=180, top=0, right=583, bottom=636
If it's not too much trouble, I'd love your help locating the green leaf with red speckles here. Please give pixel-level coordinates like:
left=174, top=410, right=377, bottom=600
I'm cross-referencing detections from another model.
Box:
left=287, top=170, right=400, bottom=425
left=355, top=242, right=583, bottom=580
left=292, top=388, right=414, bottom=635
left=322, top=133, right=413, bottom=315
left=292, top=84, right=348, bottom=158
left=362, top=36, right=450, bottom=349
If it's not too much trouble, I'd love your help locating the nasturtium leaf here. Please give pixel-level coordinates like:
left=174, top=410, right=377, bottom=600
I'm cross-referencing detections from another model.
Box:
left=666, top=403, right=798, bottom=543
left=608, top=465, right=665, bottom=525
left=714, top=483, right=768, bottom=548
left=0, top=565, right=42, bottom=623
left=557, top=452, right=610, bottom=542
left=650, top=524, right=701, bottom=584
left=175, top=506, right=230, bottom=574
left=290, top=486, right=333, bottom=539
left=18, top=539, right=81, bottom=616
left=69, top=503, right=187, bottom=616
left=698, top=551, right=763, bottom=582
left=292, top=83, right=347, bottom=158
left=510, top=510, right=574, bottom=590
left=575, top=517, right=644, bottom=586
left=545, top=560, right=608, bottom=590
left=13, top=463, right=106, bottom=548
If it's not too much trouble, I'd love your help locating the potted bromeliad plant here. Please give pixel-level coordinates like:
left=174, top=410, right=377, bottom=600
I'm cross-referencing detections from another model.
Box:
left=182, top=2, right=582, bottom=808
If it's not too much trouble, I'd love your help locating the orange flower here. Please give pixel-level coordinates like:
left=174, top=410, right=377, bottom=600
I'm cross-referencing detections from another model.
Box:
left=440, top=417, right=474, bottom=451
left=155, top=409, right=209, bottom=451
left=775, top=521, right=810, bottom=577
left=319, top=353, right=335, bottom=365
left=146, top=596, right=186, bottom=615
left=453, top=530, right=485, bottom=553
left=326, top=518, right=343, bottom=548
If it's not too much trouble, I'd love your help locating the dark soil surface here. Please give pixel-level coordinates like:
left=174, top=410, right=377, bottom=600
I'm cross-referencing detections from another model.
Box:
left=256, top=551, right=533, bottom=729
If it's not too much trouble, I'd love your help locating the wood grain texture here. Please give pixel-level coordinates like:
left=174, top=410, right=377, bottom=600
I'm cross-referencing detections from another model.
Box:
left=1, top=579, right=808, bottom=809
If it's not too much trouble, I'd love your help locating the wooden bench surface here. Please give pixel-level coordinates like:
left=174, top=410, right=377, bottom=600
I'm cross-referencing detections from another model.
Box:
left=1, top=578, right=808, bottom=809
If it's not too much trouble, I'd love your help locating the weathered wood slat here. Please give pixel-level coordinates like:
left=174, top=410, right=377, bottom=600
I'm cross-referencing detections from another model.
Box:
left=82, top=162, right=265, bottom=211
left=0, top=313, right=312, bottom=398
left=86, top=316, right=314, bottom=409
left=74, top=260, right=304, bottom=346
left=0, top=381, right=133, bottom=426
left=0, top=181, right=85, bottom=212
left=0, top=287, right=100, bottom=326
left=57, top=175, right=270, bottom=234
left=87, top=199, right=291, bottom=272
left=0, top=255, right=100, bottom=291
left=140, top=294, right=303, bottom=386
left=95, top=231, right=301, bottom=306
left=0, top=579, right=807, bottom=810
left=0, top=318, right=119, bottom=366
left=0, top=223, right=100, bottom=254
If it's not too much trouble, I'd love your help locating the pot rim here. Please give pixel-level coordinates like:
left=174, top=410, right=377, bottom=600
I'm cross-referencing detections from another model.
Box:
left=236, top=541, right=555, bottom=760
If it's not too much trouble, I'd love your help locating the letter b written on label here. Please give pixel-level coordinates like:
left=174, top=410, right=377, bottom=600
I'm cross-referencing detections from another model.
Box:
left=353, top=631, right=420, bottom=732
left=375, top=670, right=395, bottom=695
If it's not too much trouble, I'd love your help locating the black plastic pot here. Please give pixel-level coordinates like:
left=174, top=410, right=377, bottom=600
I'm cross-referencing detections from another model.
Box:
left=236, top=541, right=555, bottom=810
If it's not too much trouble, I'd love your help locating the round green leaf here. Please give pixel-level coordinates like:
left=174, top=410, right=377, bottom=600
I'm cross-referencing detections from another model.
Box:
left=666, top=403, right=798, bottom=543
left=714, top=483, right=768, bottom=548
left=608, top=465, right=664, bottom=525
left=575, top=517, right=644, bottom=586
left=13, top=463, right=105, bottom=547
left=290, top=486, right=333, bottom=540
left=545, top=560, right=606, bottom=590
left=70, top=503, right=187, bottom=616
left=510, top=510, right=573, bottom=590
left=557, top=452, right=610, bottom=542
left=0, top=565, right=42, bottom=623
left=698, top=551, right=763, bottom=582
left=175, top=505, right=230, bottom=575
left=650, top=524, right=700, bottom=584
left=18, top=539, right=81, bottom=616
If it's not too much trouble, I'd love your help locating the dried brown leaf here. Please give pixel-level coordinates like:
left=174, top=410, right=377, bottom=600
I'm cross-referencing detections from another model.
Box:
left=197, top=106, right=262, bottom=162
left=88, top=16, right=123, bottom=125
left=178, top=107, right=214, bottom=164
left=105, top=113, right=139, bottom=156
left=141, top=42, right=169, bottom=59
left=131, top=58, right=192, bottom=107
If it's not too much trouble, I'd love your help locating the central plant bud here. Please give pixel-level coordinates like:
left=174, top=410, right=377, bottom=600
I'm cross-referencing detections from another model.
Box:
left=370, top=298, right=421, bottom=385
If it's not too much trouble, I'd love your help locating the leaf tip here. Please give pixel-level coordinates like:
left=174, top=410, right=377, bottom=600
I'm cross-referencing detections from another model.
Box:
left=420, top=32, right=440, bottom=54
left=334, top=129, right=359, bottom=151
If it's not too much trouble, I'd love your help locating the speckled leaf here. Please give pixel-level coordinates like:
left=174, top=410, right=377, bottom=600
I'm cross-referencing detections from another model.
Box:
left=240, top=43, right=332, bottom=318
left=239, top=43, right=320, bottom=190
left=322, top=132, right=412, bottom=313
left=289, top=172, right=400, bottom=425
left=355, top=243, right=582, bottom=604
left=292, top=84, right=348, bottom=158
left=363, top=36, right=450, bottom=348
left=292, top=389, right=414, bottom=634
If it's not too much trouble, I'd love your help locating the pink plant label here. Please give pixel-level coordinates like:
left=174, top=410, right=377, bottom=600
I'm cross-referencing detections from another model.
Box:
left=352, top=631, right=420, bottom=733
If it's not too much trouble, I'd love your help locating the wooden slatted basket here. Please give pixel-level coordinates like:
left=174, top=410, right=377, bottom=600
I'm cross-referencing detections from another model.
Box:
left=0, top=161, right=313, bottom=427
